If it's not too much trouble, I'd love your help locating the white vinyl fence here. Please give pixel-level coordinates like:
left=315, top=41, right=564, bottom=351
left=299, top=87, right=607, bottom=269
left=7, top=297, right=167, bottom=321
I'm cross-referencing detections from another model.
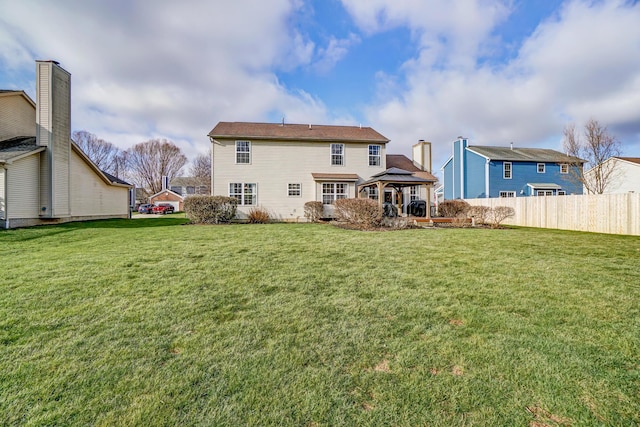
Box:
left=465, top=193, right=640, bottom=236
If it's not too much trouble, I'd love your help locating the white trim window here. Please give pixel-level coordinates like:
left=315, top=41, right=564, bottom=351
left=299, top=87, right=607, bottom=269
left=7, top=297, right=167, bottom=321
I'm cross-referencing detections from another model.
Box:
left=322, top=182, right=347, bottom=204
left=287, top=183, right=301, bottom=197
left=235, top=141, right=251, bottom=164
left=536, top=190, right=553, bottom=196
left=368, top=144, right=381, bottom=166
left=368, top=186, right=378, bottom=200
left=537, top=163, right=545, bottom=173
left=560, top=163, right=569, bottom=174
left=229, top=182, right=256, bottom=205
left=331, top=143, right=344, bottom=166
left=558, top=190, right=566, bottom=195
left=410, top=186, right=419, bottom=201
left=499, top=191, right=516, bottom=198
left=503, top=162, right=512, bottom=179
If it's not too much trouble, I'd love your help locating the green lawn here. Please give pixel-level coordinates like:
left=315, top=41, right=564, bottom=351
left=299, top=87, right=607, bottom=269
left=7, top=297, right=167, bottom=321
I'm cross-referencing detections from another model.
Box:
left=1, top=219, right=639, bottom=426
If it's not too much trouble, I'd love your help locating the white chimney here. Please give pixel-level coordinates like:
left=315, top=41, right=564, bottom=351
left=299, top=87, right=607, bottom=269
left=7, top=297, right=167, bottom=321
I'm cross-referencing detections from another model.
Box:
left=36, top=60, right=71, bottom=218
left=412, top=140, right=432, bottom=173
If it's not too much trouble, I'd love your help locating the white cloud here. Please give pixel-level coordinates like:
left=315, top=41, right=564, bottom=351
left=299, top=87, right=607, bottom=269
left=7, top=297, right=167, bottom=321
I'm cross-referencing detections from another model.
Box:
left=342, top=0, right=640, bottom=173
left=0, top=0, right=330, bottom=164
left=313, top=33, right=361, bottom=74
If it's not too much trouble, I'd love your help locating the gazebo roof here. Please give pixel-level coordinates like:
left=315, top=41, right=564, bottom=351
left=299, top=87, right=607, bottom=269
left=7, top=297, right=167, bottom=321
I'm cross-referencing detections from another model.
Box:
left=360, top=167, right=437, bottom=187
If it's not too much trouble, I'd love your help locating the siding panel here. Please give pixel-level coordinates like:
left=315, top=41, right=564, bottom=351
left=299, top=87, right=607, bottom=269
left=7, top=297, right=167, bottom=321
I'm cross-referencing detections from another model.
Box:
left=7, top=154, right=40, bottom=218
left=212, top=139, right=386, bottom=219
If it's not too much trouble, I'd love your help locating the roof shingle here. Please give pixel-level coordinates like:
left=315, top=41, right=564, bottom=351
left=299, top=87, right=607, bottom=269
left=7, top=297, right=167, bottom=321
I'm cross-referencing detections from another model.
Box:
left=467, top=146, right=584, bottom=163
left=209, top=122, right=389, bottom=143
left=0, top=136, right=41, bottom=163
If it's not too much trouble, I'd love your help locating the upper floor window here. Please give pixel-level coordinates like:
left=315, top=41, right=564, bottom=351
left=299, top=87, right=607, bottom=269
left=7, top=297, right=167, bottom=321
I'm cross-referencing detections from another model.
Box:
left=560, top=164, right=569, bottom=174
left=331, top=143, right=344, bottom=166
left=236, top=141, right=251, bottom=164
left=537, top=163, right=545, bottom=173
left=500, top=191, right=516, bottom=198
left=186, top=186, right=195, bottom=194
left=503, top=162, right=512, bottom=179
left=369, top=145, right=381, bottom=166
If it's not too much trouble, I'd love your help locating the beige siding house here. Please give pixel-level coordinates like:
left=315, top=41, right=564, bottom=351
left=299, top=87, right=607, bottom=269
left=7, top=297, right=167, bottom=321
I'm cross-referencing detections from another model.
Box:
left=0, top=60, right=131, bottom=229
left=585, top=157, right=640, bottom=194
left=208, top=122, right=437, bottom=220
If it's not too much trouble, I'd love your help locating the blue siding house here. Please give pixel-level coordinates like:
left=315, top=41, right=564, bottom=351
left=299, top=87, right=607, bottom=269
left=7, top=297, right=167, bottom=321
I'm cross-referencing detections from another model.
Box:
left=441, top=137, right=584, bottom=199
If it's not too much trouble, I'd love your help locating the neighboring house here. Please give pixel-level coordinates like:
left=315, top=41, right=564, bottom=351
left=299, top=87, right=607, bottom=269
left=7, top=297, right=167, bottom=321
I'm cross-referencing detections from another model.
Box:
left=170, top=176, right=209, bottom=196
left=208, top=122, right=437, bottom=220
left=441, top=137, right=584, bottom=200
left=584, top=157, right=640, bottom=194
left=0, top=60, right=132, bottom=229
left=149, top=188, right=184, bottom=212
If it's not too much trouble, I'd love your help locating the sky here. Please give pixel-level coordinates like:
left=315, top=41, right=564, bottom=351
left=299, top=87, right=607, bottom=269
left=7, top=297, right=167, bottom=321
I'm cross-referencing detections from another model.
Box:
left=1, top=0, right=639, bottom=177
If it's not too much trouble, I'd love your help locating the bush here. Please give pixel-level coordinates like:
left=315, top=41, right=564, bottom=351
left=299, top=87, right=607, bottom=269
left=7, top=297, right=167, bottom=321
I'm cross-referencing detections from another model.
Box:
left=438, top=200, right=471, bottom=217
left=247, top=206, right=271, bottom=224
left=304, top=201, right=323, bottom=222
left=469, top=205, right=491, bottom=225
left=183, top=195, right=237, bottom=224
left=489, top=206, right=515, bottom=228
left=334, top=198, right=382, bottom=228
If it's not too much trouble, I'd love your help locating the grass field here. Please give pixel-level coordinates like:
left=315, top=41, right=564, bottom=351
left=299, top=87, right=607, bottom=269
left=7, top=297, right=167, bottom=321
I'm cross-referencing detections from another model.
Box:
left=1, top=218, right=639, bottom=426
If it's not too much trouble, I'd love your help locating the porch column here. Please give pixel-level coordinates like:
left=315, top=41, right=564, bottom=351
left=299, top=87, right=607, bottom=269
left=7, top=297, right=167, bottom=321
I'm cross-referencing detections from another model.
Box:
left=424, top=184, right=431, bottom=219
left=377, top=182, right=384, bottom=207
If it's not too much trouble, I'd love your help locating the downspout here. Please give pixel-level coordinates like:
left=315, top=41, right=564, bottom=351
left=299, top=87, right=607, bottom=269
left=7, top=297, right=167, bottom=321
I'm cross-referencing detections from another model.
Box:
left=459, top=139, right=465, bottom=199
left=1, top=165, right=7, bottom=229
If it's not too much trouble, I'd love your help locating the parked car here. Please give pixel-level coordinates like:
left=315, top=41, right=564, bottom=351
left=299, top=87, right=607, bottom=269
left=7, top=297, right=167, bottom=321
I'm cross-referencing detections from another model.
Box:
left=138, top=204, right=155, bottom=214
left=152, top=203, right=175, bottom=215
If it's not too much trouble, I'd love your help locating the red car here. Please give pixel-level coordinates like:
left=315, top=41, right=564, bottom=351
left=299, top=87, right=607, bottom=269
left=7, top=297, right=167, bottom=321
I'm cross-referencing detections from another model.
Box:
left=152, top=203, right=175, bottom=214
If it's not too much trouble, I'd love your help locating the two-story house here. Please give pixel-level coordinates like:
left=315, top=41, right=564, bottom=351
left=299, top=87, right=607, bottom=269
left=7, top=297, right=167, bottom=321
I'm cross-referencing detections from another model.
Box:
left=441, top=137, right=584, bottom=200
left=208, top=122, right=438, bottom=220
left=0, top=60, right=132, bottom=229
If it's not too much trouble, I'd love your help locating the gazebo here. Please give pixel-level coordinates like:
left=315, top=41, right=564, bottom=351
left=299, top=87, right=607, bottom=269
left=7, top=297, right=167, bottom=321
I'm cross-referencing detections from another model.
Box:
left=358, top=167, right=437, bottom=218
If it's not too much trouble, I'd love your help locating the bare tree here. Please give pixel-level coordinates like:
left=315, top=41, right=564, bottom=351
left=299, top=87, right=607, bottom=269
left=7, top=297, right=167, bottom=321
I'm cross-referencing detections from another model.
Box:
left=189, top=151, right=211, bottom=192
left=126, top=139, right=187, bottom=194
left=563, top=119, right=621, bottom=194
left=72, top=130, right=124, bottom=177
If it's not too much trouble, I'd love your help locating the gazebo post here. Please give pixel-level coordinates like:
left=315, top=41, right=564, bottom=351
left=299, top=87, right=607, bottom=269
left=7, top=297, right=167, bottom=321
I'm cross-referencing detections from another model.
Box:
left=377, top=182, right=384, bottom=208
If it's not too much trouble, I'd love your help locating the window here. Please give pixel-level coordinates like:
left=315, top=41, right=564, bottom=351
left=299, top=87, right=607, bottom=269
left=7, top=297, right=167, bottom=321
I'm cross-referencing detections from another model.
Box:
left=186, top=186, right=195, bottom=194
left=331, top=144, right=344, bottom=166
left=536, top=190, right=553, bottom=196
left=170, top=186, right=183, bottom=195
left=229, top=182, right=256, bottom=205
left=558, top=190, right=566, bottom=195
left=560, top=164, right=569, bottom=174
left=368, top=145, right=381, bottom=166
left=503, top=162, right=512, bottom=179
left=288, top=183, right=301, bottom=197
left=322, top=182, right=347, bottom=204
left=368, top=186, right=378, bottom=200
left=537, top=163, right=545, bottom=173
left=410, top=186, right=419, bottom=201
left=235, top=141, right=251, bottom=164
left=499, top=191, right=516, bottom=198
left=196, top=185, right=208, bottom=194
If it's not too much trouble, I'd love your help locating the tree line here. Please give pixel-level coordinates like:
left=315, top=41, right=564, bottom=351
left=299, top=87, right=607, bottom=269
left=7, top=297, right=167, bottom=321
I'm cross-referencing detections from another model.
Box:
left=72, top=131, right=211, bottom=194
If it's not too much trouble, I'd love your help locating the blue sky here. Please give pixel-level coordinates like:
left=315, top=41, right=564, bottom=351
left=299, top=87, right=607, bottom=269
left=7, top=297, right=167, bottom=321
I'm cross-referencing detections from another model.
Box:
left=1, top=0, right=639, bottom=175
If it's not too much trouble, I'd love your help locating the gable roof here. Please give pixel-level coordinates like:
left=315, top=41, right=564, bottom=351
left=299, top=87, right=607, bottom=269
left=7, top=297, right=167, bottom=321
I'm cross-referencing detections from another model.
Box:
left=0, top=90, right=36, bottom=108
left=467, top=146, right=584, bottom=163
left=386, top=154, right=438, bottom=181
left=615, top=157, right=640, bottom=165
left=0, top=136, right=44, bottom=164
left=209, top=121, right=389, bottom=143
